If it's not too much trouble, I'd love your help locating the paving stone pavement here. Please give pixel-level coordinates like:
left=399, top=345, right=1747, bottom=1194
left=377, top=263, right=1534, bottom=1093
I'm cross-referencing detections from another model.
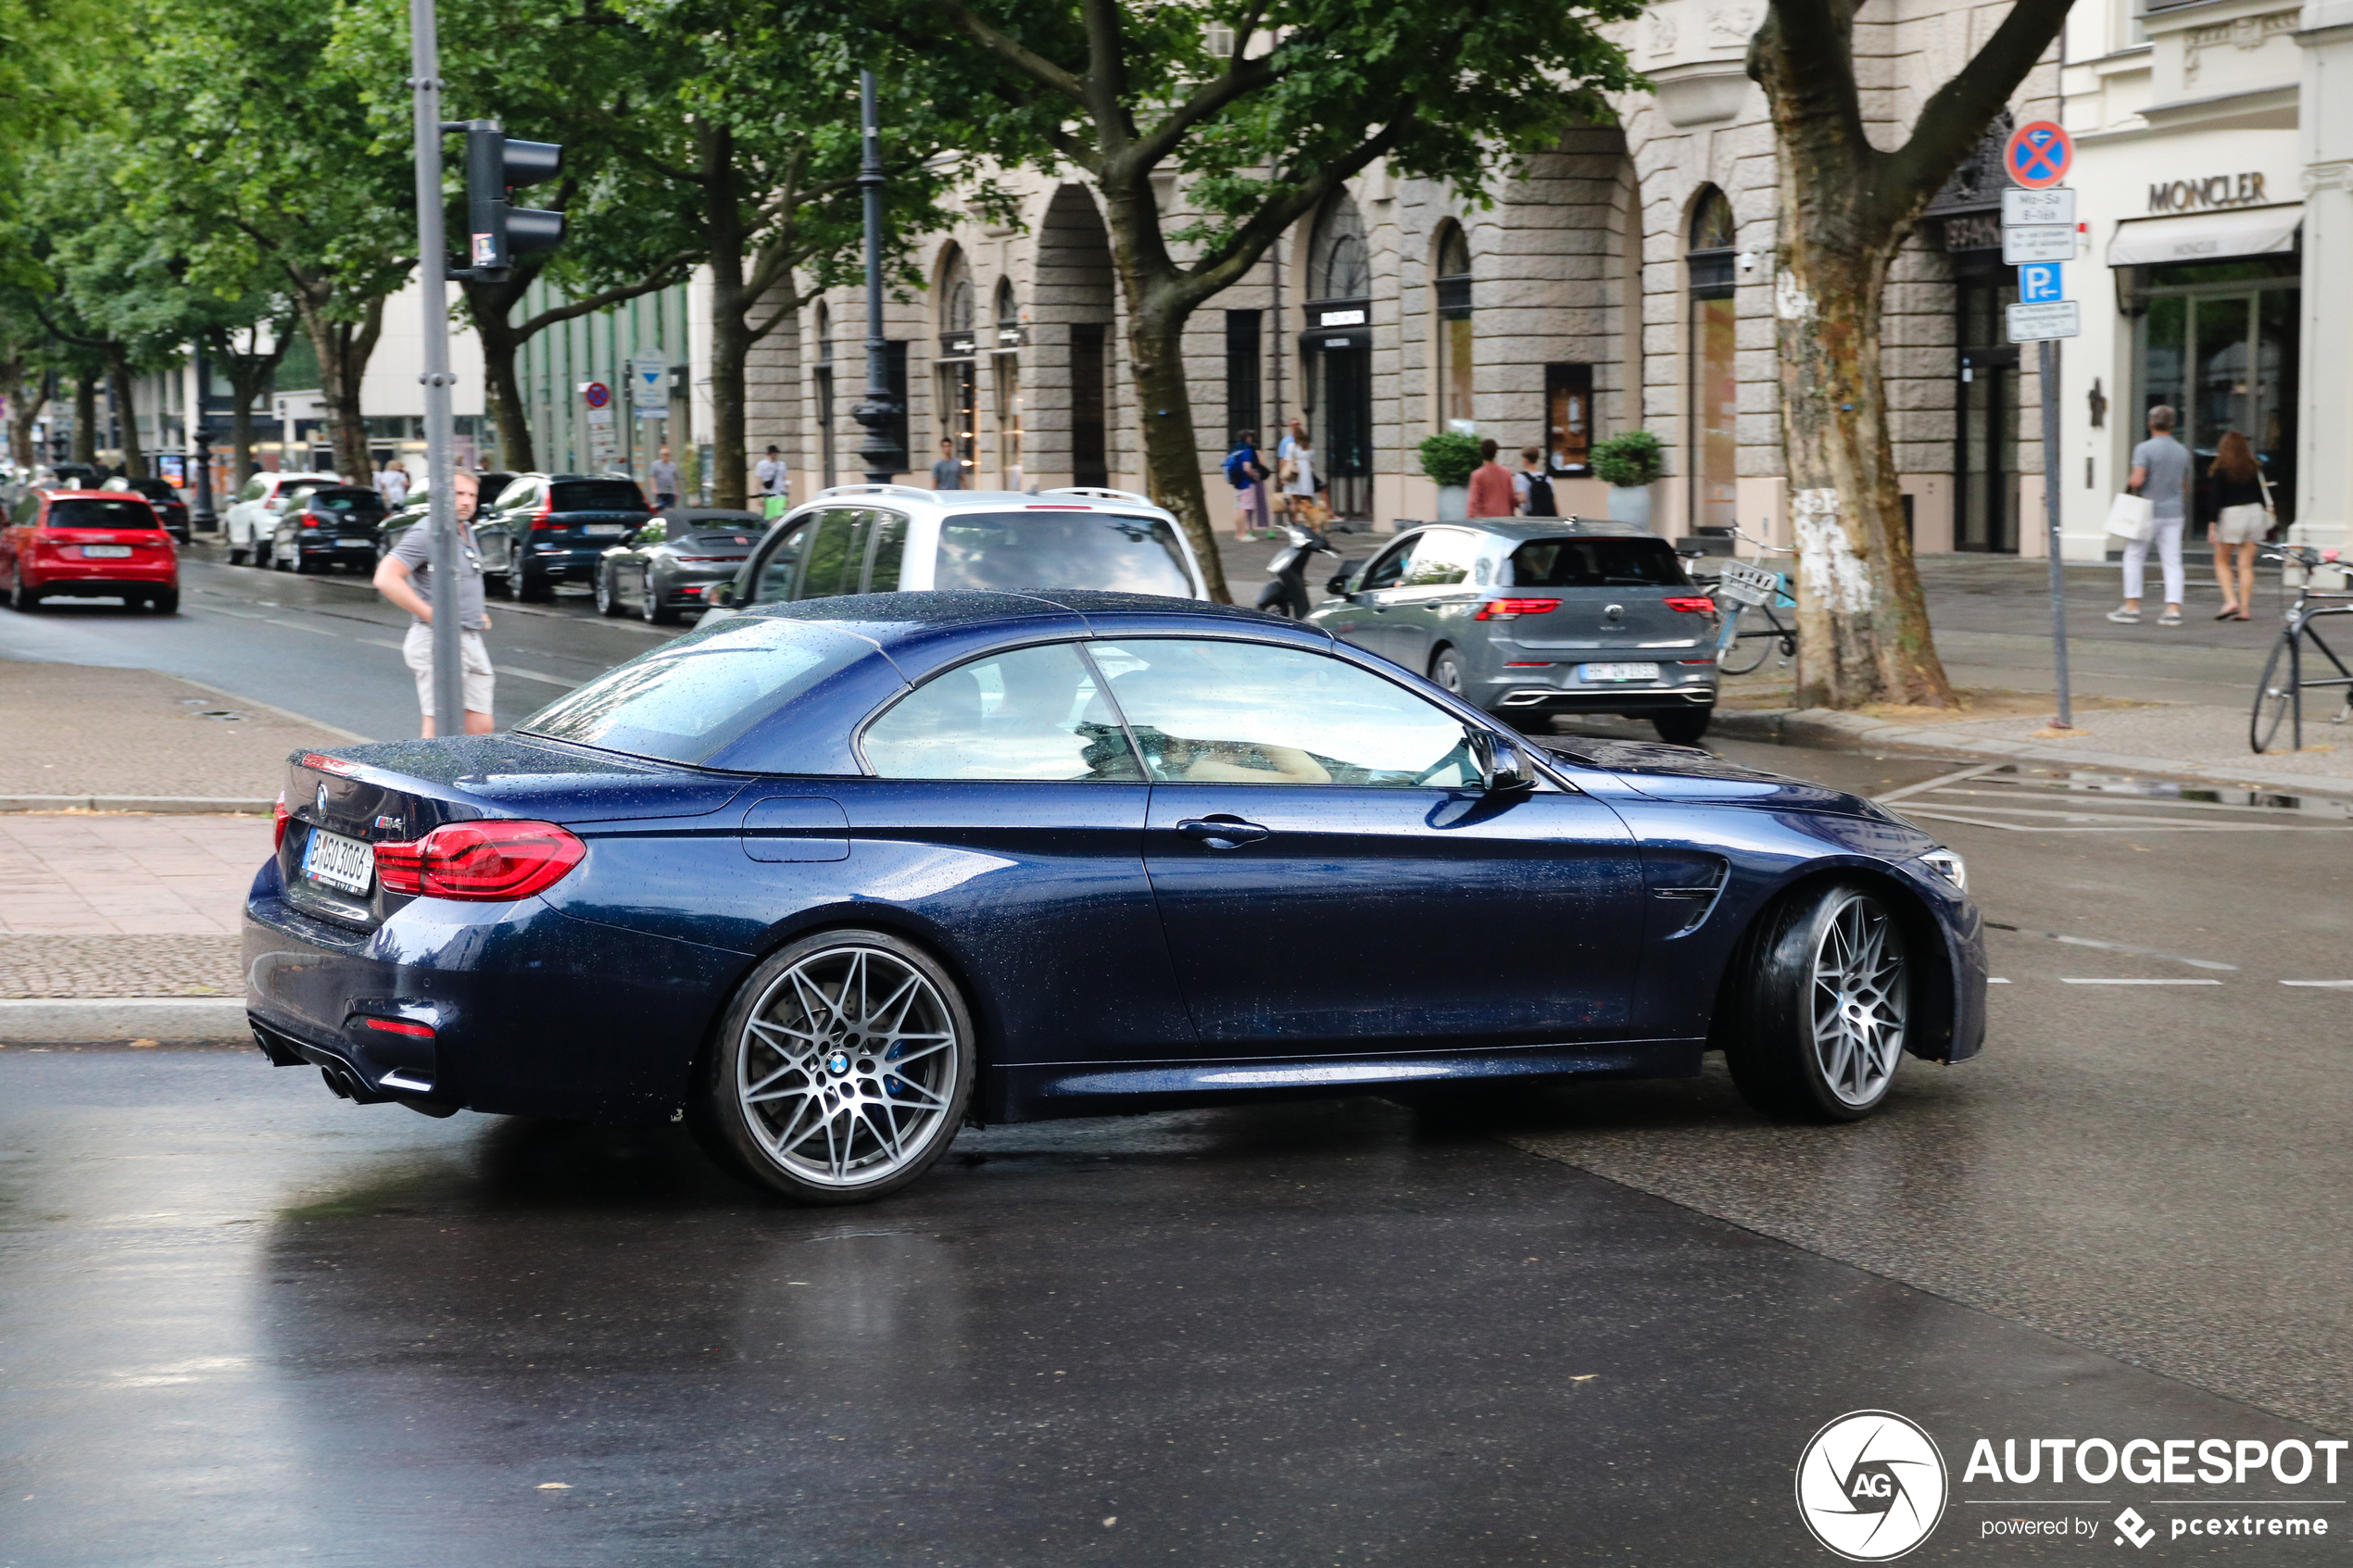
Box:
left=0, top=658, right=357, bottom=803
left=0, top=813, right=269, bottom=940
left=0, top=934, right=243, bottom=997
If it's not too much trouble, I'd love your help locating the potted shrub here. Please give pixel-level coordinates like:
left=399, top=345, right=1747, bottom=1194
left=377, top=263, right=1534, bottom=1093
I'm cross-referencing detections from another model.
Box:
left=1591, top=431, right=1666, bottom=528
left=1417, top=432, right=1481, bottom=521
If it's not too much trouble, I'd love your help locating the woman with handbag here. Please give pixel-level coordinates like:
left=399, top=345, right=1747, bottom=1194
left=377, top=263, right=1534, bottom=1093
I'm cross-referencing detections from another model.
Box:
left=2207, top=430, right=2271, bottom=621
left=2108, top=405, right=2192, bottom=626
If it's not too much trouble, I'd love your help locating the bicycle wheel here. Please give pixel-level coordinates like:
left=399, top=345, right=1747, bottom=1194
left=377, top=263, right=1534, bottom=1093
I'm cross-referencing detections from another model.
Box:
left=2251, top=632, right=2298, bottom=753
left=1717, top=604, right=1776, bottom=676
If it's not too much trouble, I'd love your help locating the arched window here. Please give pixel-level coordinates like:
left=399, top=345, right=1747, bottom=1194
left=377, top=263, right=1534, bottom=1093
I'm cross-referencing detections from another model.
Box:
left=1686, top=188, right=1738, bottom=530
left=937, top=248, right=976, bottom=485
left=939, top=248, right=975, bottom=335
left=1314, top=199, right=1372, bottom=301
left=1433, top=222, right=1474, bottom=433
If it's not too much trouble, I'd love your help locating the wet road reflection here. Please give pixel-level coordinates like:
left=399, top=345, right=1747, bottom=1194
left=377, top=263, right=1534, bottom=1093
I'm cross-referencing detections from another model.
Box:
left=4, top=1047, right=2322, bottom=1566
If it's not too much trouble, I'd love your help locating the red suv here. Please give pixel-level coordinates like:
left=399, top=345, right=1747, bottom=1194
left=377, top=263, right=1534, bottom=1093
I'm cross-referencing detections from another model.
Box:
left=1, top=489, right=181, bottom=613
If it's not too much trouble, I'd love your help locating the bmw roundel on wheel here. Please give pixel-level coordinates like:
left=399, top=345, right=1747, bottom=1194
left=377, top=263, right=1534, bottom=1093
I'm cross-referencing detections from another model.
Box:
left=243, top=590, right=1985, bottom=1204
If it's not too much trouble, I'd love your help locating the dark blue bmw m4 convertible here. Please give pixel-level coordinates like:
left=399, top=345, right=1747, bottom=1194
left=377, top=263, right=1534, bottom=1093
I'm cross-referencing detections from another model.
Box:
left=245, top=591, right=1984, bottom=1204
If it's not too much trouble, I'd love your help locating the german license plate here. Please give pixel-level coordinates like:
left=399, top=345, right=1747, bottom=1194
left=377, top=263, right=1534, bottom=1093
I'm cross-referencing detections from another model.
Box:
left=82, top=544, right=132, bottom=558
left=583, top=523, right=627, bottom=537
left=1579, top=662, right=1661, bottom=683
left=339, top=536, right=370, bottom=546
left=1717, top=560, right=1779, bottom=606
left=301, top=827, right=375, bottom=896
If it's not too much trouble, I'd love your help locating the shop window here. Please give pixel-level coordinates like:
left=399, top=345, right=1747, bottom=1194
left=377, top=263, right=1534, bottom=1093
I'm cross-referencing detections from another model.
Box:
left=937, top=248, right=976, bottom=485
left=994, top=280, right=1024, bottom=488
left=1226, top=310, right=1263, bottom=446
left=1686, top=188, right=1738, bottom=531
left=1434, top=223, right=1474, bottom=434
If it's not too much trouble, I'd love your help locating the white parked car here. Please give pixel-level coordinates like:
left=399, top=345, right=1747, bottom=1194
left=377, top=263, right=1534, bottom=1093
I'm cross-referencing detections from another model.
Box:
left=222, top=471, right=340, bottom=566
left=698, top=484, right=1210, bottom=625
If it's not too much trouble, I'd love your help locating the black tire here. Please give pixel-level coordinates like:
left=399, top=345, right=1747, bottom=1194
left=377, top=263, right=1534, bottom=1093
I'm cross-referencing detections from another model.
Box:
left=640, top=575, right=678, bottom=626
left=9, top=576, right=41, bottom=612
left=1428, top=646, right=1467, bottom=696
left=594, top=568, right=625, bottom=618
left=2251, top=632, right=2297, bottom=754
left=507, top=564, right=547, bottom=602
left=148, top=588, right=180, bottom=615
left=227, top=544, right=248, bottom=567
left=1651, top=708, right=1712, bottom=745
left=1723, top=880, right=1910, bottom=1123
left=690, top=928, right=975, bottom=1205
left=1716, top=604, right=1775, bottom=676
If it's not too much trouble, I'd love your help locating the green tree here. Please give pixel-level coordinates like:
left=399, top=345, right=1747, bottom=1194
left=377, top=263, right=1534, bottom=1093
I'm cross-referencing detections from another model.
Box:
left=1751, top=0, right=2072, bottom=708
left=873, top=0, right=1645, bottom=599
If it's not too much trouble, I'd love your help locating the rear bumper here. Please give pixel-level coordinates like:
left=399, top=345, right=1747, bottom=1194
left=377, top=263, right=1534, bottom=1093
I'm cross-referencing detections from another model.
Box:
left=242, top=856, right=747, bottom=1123
left=28, top=564, right=177, bottom=592
left=1490, top=686, right=1715, bottom=714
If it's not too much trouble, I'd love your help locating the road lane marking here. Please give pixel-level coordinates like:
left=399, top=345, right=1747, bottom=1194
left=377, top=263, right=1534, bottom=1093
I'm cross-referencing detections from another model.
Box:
left=1873, top=763, right=2005, bottom=806
left=1982, top=923, right=2235, bottom=970
left=1988, top=978, right=2010, bottom=984
left=2059, top=978, right=2222, bottom=985
left=1895, top=807, right=2342, bottom=833
left=495, top=667, right=581, bottom=687
left=2280, top=980, right=2353, bottom=987
left=264, top=619, right=341, bottom=637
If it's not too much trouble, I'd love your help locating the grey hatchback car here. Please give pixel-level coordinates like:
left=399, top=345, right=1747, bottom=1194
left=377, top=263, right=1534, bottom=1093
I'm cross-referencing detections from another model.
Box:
left=1306, top=520, right=1720, bottom=744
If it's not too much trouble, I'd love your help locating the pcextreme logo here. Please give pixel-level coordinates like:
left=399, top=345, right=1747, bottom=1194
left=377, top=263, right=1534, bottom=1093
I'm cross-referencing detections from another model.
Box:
left=1796, top=1411, right=1950, bottom=1561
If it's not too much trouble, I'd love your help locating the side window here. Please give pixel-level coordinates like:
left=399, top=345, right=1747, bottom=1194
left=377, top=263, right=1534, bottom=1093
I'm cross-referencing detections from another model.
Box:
left=1402, top=528, right=1479, bottom=587
left=1093, top=639, right=1478, bottom=788
left=863, top=643, right=1141, bottom=782
left=798, top=508, right=870, bottom=599
left=1357, top=537, right=1416, bottom=592
left=750, top=519, right=813, bottom=604
left=864, top=510, right=908, bottom=593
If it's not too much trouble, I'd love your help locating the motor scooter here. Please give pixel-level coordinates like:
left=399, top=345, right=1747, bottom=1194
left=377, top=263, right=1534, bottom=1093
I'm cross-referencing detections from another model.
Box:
left=1254, top=520, right=1340, bottom=618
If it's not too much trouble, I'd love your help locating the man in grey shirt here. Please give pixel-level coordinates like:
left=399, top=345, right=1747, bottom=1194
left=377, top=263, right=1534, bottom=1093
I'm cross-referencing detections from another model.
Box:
left=371, top=470, right=494, bottom=735
left=650, top=445, right=682, bottom=509
left=931, top=438, right=963, bottom=490
left=2112, top=405, right=2193, bottom=625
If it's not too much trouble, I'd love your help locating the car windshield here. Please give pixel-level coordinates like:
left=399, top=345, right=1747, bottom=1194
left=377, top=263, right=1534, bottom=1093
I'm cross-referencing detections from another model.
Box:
left=1508, top=537, right=1689, bottom=588
left=552, top=480, right=648, bottom=512
left=304, top=488, right=383, bottom=515
left=687, top=533, right=758, bottom=550
left=518, top=616, right=873, bottom=765
left=47, top=499, right=164, bottom=532
left=931, top=511, right=1192, bottom=597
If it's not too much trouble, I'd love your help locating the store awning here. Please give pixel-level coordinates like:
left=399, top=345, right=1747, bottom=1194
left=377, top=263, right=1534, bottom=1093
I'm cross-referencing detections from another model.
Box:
left=2107, top=204, right=2301, bottom=267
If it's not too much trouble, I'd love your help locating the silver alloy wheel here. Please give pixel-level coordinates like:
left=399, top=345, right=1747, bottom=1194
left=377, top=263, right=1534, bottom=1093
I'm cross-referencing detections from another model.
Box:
left=736, top=945, right=962, bottom=1188
left=1808, top=892, right=1907, bottom=1107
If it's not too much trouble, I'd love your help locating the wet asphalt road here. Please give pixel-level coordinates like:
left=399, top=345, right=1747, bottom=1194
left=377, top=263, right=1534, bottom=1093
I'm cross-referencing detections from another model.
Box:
left=6, top=546, right=2353, bottom=1562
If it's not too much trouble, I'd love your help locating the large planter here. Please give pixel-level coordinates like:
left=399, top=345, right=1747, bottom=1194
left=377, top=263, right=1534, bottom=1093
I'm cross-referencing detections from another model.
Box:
left=1606, top=483, right=1654, bottom=528
left=1436, top=484, right=1469, bottom=521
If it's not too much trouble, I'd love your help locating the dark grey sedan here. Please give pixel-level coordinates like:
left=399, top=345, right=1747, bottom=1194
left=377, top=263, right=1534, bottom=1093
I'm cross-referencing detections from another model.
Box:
left=595, top=509, right=765, bottom=625
left=1307, top=519, right=1721, bottom=744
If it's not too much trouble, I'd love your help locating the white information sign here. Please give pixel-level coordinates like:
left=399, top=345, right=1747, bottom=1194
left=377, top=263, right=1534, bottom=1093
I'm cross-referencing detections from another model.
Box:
left=2006, top=301, right=2081, bottom=343
left=2002, top=224, right=2075, bottom=264
left=629, top=356, right=669, bottom=408
left=585, top=406, right=613, bottom=429
left=2002, top=187, right=2076, bottom=228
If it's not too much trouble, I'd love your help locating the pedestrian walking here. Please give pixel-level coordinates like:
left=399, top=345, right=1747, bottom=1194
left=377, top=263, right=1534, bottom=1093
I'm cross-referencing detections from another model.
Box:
left=2109, top=406, right=2191, bottom=625
left=1225, top=432, right=1266, bottom=540
left=1466, top=438, right=1516, bottom=519
left=650, top=445, right=682, bottom=510
left=2208, top=430, right=2270, bottom=622
left=376, top=458, right=409, bottom=509
left=1280, top=433, right=1323, bottom=521
left=371, top=470, right=494, bottom=737
left=754, top=445, right=788, bottom=502
left=1277, top=417, right=1306, bottom=470
left=1514, top=446, right=1557, bottom=518
left=932, top=438, right=964, bottom=490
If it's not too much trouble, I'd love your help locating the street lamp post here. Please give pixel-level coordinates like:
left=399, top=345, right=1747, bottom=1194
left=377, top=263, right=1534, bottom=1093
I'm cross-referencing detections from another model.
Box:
left=849, top=69, right=903, bottom=485
left=409, top=0, right=464, bottom=732
left=188, top=420, right=216, bottom=533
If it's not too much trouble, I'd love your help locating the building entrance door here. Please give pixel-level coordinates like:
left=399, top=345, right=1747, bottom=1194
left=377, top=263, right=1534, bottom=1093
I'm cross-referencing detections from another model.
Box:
left=1321, top=343, right=1372, bottom=521
left=2133, top=261, right=2298, bottom=530
left=1956, top=280, right=2020, bottom=553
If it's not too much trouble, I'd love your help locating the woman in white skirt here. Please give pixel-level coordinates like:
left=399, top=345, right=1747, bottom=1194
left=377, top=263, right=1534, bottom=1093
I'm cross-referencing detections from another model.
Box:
left=1280, top=433, right=1323, bottom=521
left=2207, top=430, right=2270, bottom=621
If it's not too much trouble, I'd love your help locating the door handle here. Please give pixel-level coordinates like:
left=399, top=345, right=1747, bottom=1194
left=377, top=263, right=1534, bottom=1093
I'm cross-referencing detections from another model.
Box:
left=1175, top=816, right=1271, bottom=847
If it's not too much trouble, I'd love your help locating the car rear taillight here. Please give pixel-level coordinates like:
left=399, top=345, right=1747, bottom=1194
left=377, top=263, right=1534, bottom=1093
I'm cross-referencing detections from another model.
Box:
left=1663, top=596, right=1717, bottom=614
left=373, top=821, right=585, bottom=901
left=357, top=1015, right=434, bottom=1039
left=300, top=512, right=321, bottom=530
left=273, top=792, right=289, bottom=849
left=529, top=493, right=558, bottom=530
left=1474, top=598, right=1562, bottom=621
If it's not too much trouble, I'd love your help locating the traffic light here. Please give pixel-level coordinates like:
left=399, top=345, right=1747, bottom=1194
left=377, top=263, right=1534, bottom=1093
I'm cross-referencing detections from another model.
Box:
left=460, top=121, right=563, bottom=281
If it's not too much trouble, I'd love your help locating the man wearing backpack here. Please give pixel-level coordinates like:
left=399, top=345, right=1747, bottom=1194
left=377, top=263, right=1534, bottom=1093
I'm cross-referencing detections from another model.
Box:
left=1225, top=431, right=1266, bottom=541
left=1515, top=446, right=1558, bottom=517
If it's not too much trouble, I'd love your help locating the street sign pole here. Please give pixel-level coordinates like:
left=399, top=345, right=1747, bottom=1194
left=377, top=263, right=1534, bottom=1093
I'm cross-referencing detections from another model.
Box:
left=408, top=0, right=462, bottom=734
left=2002, top=129, right=2078, bottom=731
left=2042, top=337, right=2072, bottom=731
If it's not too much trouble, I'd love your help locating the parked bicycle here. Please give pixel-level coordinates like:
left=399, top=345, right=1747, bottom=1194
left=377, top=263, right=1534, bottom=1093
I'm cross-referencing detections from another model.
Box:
left=1685, top=524, right=1797, bottom=675
left=2249, top=544, right=2353, bottom=753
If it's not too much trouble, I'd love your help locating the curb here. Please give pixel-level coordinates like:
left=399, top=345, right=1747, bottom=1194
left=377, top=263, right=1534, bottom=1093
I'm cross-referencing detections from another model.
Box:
left=0, top=795, right=274, bottom=814
left=0, top=997, right=251, bottom=1042
left=1713, top=708, right=2353, bottom=798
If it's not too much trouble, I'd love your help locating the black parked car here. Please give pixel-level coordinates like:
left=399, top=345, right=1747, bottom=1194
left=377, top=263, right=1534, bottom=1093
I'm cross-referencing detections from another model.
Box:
left=374, top=470, right=519, bottom=558
left=595, top=509, right=764, bottom=625
left=475, top=473, right=650, bottom=600
left=270, top=484, right=386, bottom=573
left=104, top=476, right=193, bottom=542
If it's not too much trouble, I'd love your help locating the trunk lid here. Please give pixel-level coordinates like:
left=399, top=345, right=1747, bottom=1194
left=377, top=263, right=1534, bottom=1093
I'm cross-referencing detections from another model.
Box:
left=1494, top=534, right=1708, bottom=660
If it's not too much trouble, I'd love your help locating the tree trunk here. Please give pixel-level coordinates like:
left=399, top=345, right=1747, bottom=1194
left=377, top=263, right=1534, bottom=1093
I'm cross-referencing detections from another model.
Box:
left=471, top=301, right=535, bottom=473
left=1770, top=188, right=1950, bottom=709
left=72, top=375, right=97, bottom=464
left=1, top=359, right=35, bottom=468
left=704, top=127, right=752, bottom=511
left=107, top=349, right=149, bottom=481
left=305, top=295, right=385, bottom=482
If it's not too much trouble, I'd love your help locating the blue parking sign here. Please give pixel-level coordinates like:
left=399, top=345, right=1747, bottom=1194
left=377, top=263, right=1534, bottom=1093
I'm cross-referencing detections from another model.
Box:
left=2020, top=263, right=2063, bottom=304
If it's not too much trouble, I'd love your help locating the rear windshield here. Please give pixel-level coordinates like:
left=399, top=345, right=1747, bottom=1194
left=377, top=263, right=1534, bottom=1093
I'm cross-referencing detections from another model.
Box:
left=303, top=488, right=384, bottom=515
left=689, top=533, right=759, bottom=550
left=518, top=616, right=872, bottom=766
left=46, top=499, right=164, bottom=532
left=1508, top=536, right=1688, bottom=588
left=932, top=511, right=1192, bottom=597
left=552, top=480, right=648, bottom=513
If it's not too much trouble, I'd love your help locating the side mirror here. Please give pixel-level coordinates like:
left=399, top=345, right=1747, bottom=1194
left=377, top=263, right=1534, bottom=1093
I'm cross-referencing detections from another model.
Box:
left=1466, top=729, right=1536, bottom=794
left=709, top=581, right=736, bottom=609
left=1325, top=572, right=1353, bottom=596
